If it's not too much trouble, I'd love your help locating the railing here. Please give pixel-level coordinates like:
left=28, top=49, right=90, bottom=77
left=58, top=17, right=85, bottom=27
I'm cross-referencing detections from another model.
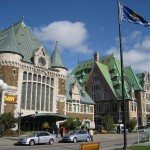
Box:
left=137, top=126, right=150, bottom=143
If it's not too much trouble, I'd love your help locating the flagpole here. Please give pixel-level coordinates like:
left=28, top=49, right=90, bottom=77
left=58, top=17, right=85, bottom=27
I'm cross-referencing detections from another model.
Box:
left=117, top=0, right=127, bottom=150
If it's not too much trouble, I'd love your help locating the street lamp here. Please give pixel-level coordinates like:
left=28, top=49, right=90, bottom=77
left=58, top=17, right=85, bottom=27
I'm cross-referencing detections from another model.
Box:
left=0, top=79, right=7, bottom=91
left=0, top=79, right=8, bottom=114
left=17, top=112, right=23, bottom=137
left=0, top=79, right=4, bottom=88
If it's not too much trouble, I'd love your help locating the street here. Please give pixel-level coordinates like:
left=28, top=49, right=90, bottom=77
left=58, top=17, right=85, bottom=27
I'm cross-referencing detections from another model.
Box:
left=0, top=133, right=139, bottom=150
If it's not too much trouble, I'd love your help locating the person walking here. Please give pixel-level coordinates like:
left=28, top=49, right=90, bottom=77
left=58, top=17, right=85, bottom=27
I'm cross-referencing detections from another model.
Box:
left=55, top=125, right=59, bottom=138
left=89, top=129, right=94, bottom=141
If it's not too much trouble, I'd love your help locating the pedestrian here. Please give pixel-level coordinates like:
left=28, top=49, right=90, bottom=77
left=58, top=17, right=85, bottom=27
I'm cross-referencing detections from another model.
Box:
left=89, top=129, right=94, bottom=141
left=60, top=126, right=65, bottom=137
left=55, top=125, right=59, bottom=138
left=129, top=127, right=131, bottom=133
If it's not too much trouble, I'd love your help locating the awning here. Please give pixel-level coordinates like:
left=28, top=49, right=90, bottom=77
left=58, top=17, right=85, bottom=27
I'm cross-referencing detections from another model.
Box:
left=21, top=113, right=69, bottom=122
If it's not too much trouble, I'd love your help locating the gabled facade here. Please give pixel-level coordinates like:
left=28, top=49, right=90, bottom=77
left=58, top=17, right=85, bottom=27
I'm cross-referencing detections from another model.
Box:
left=136, top=71, right=150, bottom=126
left=71, top=52, right=149, bottom=127
left=66, top=75, right=95, bottom=128
left=0, top=20, right=95, bottom=131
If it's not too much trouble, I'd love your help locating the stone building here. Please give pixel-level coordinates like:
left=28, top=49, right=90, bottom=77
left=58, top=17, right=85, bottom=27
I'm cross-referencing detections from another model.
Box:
left=66, top=75, right=95, bottom=128
left=71, top=51, right=150, bottom=127
left=0, top=20, right=95, bottom=131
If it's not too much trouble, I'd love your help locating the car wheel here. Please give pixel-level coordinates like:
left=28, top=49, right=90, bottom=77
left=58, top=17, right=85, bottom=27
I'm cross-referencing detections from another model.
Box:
left=29, top=140, right=35, bottom=146
left=86, top=136, right=90, bottom=142
left=73, top=138, right=77, bottom=143
left=49, top=139, right=54, bottom=145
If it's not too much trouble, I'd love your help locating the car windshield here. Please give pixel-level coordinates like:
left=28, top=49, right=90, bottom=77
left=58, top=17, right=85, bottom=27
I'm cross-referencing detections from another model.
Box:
left=67, top=130, right=78, bottom=135
left=28, top=132, right=38, bottom=137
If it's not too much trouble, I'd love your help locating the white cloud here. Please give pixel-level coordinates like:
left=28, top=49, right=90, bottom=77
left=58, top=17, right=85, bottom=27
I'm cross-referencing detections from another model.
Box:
left=106, top=31, right=150, bottom=73
left=134, top=36, right=150, bottom=50
left=33, top=21, right=92, bottom=54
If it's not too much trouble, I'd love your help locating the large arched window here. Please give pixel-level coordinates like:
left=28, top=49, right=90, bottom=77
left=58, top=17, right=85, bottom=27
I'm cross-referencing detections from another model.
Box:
left=21, top=71, right=54, bottom=112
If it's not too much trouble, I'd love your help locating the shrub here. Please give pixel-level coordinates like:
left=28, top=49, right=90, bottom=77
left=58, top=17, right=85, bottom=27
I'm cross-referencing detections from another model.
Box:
left=3, top=130, right=16, bottom=136
left=126, top=119, right=137, bottom=131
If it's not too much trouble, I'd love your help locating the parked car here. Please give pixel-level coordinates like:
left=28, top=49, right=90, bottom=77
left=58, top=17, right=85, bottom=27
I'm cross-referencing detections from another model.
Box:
left=62, top=130, right=91, bottom=143
left=17, top=131, right=56, bottom=146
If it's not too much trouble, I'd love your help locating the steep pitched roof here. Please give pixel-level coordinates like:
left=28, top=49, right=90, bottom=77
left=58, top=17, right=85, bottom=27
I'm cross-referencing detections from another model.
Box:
left=0, top=20, right=46, bottom=63
left=124, top=67, right=142, bottom=91
left=71, top=54, right=141, bottom=100
left=95, top=61, right=116, bottom=96
left=136, top=73, right=144, bottom=87
left=51, top=41, right=66, bottom=69
left=66, top=74, right=95, bottom=105
left=0, top=25, right=23, bottom=57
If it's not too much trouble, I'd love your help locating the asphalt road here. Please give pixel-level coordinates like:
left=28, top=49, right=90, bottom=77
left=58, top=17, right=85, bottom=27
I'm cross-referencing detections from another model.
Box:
left=0, top=133, right=144, bottom=150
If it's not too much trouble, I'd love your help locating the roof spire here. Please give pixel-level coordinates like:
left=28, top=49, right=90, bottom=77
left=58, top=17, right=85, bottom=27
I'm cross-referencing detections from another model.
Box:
left=21, top=16, right=24, bottom=22
left=93, top=51, right=100, bottom=62
left=56, top=41, right=58, bottom=46
left=51, top=41, right=66, bottom=69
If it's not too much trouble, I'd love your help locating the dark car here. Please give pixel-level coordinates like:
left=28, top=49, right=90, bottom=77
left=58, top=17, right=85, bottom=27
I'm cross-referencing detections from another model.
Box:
left=17, top=131, right=56, bottom=146
left=62, top=130, right=90, bottom=143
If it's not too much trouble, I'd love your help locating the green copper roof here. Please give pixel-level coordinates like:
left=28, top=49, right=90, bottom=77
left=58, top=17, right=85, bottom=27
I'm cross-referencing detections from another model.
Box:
left=136, top=73, right=144, bottom=87
left=51, top=41, right=66, bottom=69
left=96, top=61, right=116, bottom=96
left=66, top=74, right=95, bottom=105
left=71, top=54, right=141, bottom=100
left=124, top=67, right=142, bottom=91
left=0, top=20, right=49, bottom=63
left=0, top=25, right=23, bottom=57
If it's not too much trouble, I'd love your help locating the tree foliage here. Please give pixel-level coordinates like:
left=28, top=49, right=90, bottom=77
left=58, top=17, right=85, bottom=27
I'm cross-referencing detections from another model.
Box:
left=126, top=118, right=137, bottom=131
left=62, top=117, right=82, bottom=130
left=0, top=112, right=17, bottom=130
left=103, top=114, right=114, bottom=131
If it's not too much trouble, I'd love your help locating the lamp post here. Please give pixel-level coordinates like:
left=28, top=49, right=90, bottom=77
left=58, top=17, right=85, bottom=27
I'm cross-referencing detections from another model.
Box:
left=0, top=79, right=8, bottom=91
left=118, top=101, right=122, bottom=134
left=17, top=112, right=23, bottom=137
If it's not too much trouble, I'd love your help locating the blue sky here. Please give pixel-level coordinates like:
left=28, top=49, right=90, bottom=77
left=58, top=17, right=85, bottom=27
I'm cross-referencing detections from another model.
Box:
left=1, top=0, right=150, bottom=73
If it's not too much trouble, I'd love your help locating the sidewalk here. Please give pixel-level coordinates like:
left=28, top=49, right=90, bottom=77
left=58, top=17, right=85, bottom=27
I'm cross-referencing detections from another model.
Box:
left=0, top=137, right=19, bottom=146
left=0, top=136, right=62, bottom=146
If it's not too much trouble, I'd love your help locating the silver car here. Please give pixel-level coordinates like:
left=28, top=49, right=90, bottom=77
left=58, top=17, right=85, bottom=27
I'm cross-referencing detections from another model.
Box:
left=17, top=131, right=56, bottom=146
left=62, top=130, right=90, bottom=143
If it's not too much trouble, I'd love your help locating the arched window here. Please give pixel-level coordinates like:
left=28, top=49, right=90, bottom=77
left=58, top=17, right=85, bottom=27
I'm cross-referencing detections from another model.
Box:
left=33, top=74, right=37, bottom=81
left=42, top=76, right=46, bottom=83
left=28, top=73, right=32, bottom=80
left=38, top=75, right=41, bottom=82
left=23, top=71, right=27, bottom=80
left=51, top=78, right=54, bottom=86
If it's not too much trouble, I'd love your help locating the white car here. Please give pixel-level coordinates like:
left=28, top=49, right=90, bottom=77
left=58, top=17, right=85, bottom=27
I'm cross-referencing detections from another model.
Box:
left=17, top=131, right=56, bottom=146
left=62, top=130, right=91, bottom=143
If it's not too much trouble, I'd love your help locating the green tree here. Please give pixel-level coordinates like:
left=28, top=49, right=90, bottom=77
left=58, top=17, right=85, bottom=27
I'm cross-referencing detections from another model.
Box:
left=0, top=112, right=17, bottom=130
left=103, top=114, right=114, bottom=131
left=126, top=118, right=137, bottom=132
left=62, top=117, right=82, bottom=130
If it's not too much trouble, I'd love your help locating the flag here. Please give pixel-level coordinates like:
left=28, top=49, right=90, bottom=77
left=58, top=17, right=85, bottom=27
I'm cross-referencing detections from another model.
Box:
left=120, top=4, right=150, bottom=27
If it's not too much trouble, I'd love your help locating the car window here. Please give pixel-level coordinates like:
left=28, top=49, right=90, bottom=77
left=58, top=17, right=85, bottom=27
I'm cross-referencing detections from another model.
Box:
left=29, top=132, right=38, bottom=137
left=68, top=130, right=77, bottom=135
left=44, top=132, right=50, bottom=136
left=82, top=130, right=87, bottom=134
left=78, top=130, right=86, bottom=134
left=37, top=133, right=45, bottom=137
